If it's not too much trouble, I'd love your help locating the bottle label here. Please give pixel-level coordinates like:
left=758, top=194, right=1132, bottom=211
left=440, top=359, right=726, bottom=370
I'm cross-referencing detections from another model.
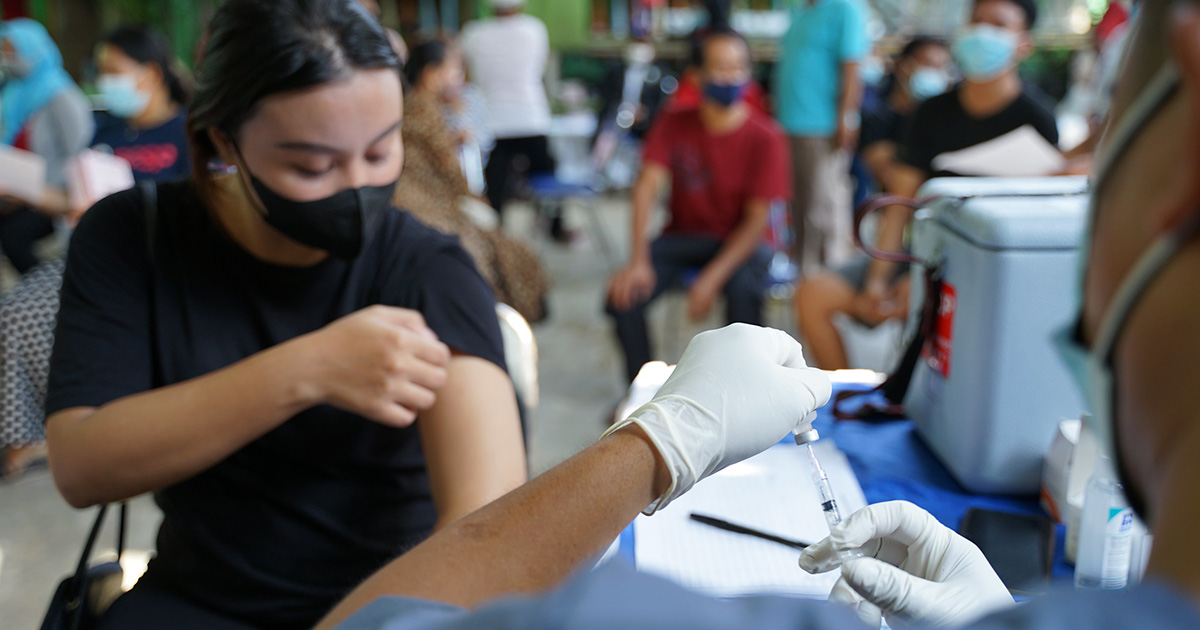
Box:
left=1101, top=507, right=1134, bottom=589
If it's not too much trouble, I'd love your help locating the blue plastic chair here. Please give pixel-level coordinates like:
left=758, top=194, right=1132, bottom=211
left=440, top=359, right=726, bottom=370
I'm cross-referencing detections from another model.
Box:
left=526, top=172, right=618, bottom=266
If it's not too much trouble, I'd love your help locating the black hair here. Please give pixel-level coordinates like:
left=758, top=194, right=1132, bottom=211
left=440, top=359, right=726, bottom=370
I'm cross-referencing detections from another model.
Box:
left=975, top=0, right=1039, bottom=30
left=187, top=0, right=400, bottom=191
left=404, top=38, right=449, bottom=89
left=689, top=25, right=750, bottom=69
left=897, top=35, right=947, bottom=61
left=701, top=0, right=732, bottom=30
left=100, top=25, right=191, bottom=105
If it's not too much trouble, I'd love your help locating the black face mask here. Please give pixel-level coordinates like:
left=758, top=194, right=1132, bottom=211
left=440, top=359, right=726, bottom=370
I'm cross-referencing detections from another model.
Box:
left=233, top=144, right=398, bottom=260
left=249, top=176, right=396, bottom=260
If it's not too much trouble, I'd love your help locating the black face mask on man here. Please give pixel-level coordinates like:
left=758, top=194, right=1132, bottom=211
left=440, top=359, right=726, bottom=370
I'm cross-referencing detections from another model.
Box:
left=232, top=143, right=397, bottom=260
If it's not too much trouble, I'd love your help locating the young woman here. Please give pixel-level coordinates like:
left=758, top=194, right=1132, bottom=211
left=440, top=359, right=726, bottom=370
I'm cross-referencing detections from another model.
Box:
left=92, top=25, right=193, bottom=182
left=44, top=2, right=526, bottom=628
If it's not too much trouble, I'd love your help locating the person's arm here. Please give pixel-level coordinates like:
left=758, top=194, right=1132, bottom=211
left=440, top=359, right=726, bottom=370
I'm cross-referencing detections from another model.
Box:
left=688, top=199, right=769, bottom=319
left=28, top=90, right=94, bottom=217
left=833, top=1, right=867, bottom=151
left=317, top=424, right=665, bottom=629
left=835, top=61, right=863, bottom=151
left=317, top=324, right=832, bottom=628
left=862, top=163, right=925, bottom=293
left=418, top=354, right=527, bottom=530
left=860, top=140, right=898, bottom=190
left=608, top=162, right=669, bottom=310
left=47, top=306, right=451, bottom=508
left=628, top=162, right=668, bottom=264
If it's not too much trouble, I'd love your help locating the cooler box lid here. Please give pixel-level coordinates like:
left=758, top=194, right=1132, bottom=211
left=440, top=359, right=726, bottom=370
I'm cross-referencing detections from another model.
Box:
left=917, top=177, right=1090, bottom=251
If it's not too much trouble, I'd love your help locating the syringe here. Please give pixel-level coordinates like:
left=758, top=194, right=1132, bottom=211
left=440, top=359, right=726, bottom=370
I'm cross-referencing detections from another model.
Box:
left=794, top=423, right=863, bottom=561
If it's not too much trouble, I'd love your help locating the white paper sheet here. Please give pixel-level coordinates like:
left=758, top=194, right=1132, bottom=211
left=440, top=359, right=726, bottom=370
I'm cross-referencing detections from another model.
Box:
left=66, top=150, right=135, bottom=212
left=931, top=124, right=1066, bottom=177
left=0, top=144, right=47, bottom=205
left=634, top=439, right=867, bottom=599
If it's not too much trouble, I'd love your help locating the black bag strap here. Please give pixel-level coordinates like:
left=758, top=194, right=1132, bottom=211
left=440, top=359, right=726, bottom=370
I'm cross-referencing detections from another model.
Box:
left=116, top=502, right=127, bottom=558
left=139, top=180, right=158, bottom=259
left=833, top=266, right=944, bottom=421
left=71, top=505, right=110, bottom=580
left=831, top=195, right=941, bottom=422
left=67, top=503, right=127, bottom=593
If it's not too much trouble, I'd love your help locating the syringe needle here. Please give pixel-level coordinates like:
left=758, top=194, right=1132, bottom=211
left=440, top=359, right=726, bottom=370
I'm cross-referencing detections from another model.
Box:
left=804, top=441, right=863, bottom=561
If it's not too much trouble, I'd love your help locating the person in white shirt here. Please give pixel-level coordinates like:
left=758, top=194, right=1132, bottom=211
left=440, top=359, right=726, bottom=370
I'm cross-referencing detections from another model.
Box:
left=460, top=0, right=567, bottom=239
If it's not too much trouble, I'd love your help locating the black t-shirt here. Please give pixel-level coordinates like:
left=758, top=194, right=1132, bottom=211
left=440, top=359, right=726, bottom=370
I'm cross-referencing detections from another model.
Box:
left=859, top=99, right=908, bottom=150
left=47, top=181, right=506, bottom=628
left=91, top=110, right=192, bottom=182
left=900, top=84, right=1059, bottom=177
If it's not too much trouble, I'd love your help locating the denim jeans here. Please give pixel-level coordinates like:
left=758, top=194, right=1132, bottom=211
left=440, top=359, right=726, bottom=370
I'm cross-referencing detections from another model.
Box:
left=606, top=234, right=771, bottom=383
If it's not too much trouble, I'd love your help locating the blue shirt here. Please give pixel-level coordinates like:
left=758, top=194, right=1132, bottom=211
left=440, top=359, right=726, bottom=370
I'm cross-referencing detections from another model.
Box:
left=773, top=0, right=868, bottom=137
left=334, top=560, right=1200, bottom=630
left=91, top=110, right=191, bottom=182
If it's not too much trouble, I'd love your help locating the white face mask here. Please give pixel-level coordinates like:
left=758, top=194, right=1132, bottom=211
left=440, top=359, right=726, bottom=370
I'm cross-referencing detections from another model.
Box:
left=907, top=66, right=950, bottom=101
left=96, top=72, right=150, bottom=119
left=1053, top=63, right=1196, bottom=501
left=951, top=23, right=1019, bottom=82
left=0, top=51, right=31, bottom=78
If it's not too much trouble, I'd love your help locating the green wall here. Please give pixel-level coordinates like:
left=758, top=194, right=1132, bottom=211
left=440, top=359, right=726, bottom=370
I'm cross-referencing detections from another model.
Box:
left=525, top=0, right=591, bottom=50
left=472, top=0, right=592, bottom=50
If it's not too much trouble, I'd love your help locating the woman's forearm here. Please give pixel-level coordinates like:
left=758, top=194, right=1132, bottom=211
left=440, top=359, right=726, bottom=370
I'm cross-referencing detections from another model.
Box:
left=47, top=338, right=322, bottom=507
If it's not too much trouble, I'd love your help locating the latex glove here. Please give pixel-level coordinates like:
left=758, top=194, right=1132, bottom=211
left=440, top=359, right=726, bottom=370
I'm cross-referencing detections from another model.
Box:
left=604, top=324, right=831, bottom=513
left=798, top=501, right=1013, bottom=628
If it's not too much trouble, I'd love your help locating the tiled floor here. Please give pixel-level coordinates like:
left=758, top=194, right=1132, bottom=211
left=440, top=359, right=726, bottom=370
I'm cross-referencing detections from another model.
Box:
left=0, top=197, right=780, bottom=628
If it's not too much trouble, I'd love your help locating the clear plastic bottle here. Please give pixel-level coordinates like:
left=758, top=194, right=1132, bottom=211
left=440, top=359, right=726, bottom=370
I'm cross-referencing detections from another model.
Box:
left=1074, top=454, right=1134, bottom=590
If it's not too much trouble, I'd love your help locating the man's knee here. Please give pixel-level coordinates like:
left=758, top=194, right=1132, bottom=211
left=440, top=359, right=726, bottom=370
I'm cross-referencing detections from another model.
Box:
left=605, top=293, right=654, bottom=320
left=795, top=273, right=852, bottom=319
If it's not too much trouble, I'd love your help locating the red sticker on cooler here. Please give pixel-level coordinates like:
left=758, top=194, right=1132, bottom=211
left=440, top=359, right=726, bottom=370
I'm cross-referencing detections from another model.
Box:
left=924, top=282, right=956, bottom=379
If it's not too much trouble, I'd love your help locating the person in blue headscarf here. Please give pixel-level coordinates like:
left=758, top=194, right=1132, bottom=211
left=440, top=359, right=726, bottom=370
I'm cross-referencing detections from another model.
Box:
left=0, top=18, right=91, bottom=478
left=0, top=18, right=92, bottom=275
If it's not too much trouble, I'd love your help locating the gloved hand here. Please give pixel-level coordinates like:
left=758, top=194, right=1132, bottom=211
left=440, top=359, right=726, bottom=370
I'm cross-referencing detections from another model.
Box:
left=603, top=324, right=831, bottom=514
left=798, top=501, right=1013, bottom=628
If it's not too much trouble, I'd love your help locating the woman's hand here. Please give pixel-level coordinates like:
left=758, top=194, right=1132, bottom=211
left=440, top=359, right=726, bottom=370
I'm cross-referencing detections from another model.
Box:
left=296, top=305, right=452, bottom=427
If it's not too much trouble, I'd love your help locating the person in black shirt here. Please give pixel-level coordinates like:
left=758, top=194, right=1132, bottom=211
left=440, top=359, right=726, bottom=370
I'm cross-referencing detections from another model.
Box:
left=797, top=0, right=1057, bottom=369
left=43, top=2, right=527, bottom=628
left=901, top=81, right=1059, bottom=179
left=858, top=36, right=951, bottom=194
left=790, top=37, right=952, bottom=371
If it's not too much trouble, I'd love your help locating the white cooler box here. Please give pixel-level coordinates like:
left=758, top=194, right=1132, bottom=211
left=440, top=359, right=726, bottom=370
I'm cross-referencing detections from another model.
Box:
left=904, top=177, right=1090, bottom=494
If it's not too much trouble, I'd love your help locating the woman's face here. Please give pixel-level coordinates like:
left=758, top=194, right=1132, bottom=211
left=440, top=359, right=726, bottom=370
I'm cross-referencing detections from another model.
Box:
left=420, top=49, right=465, bottom=103
left=0, top=38, right=26, bottom=77
left=227, top=68, right=404, bottom=203
left=95, top=43, right=152, bottom=88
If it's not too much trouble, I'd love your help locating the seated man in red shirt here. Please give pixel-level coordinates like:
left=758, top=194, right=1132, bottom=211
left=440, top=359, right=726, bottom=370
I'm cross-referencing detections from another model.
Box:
left=606, top=27, right=791, bottom=383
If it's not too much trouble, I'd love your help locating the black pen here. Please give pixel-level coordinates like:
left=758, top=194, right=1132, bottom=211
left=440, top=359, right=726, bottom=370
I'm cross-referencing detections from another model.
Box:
left=689, top=513, right=810, bottom=550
